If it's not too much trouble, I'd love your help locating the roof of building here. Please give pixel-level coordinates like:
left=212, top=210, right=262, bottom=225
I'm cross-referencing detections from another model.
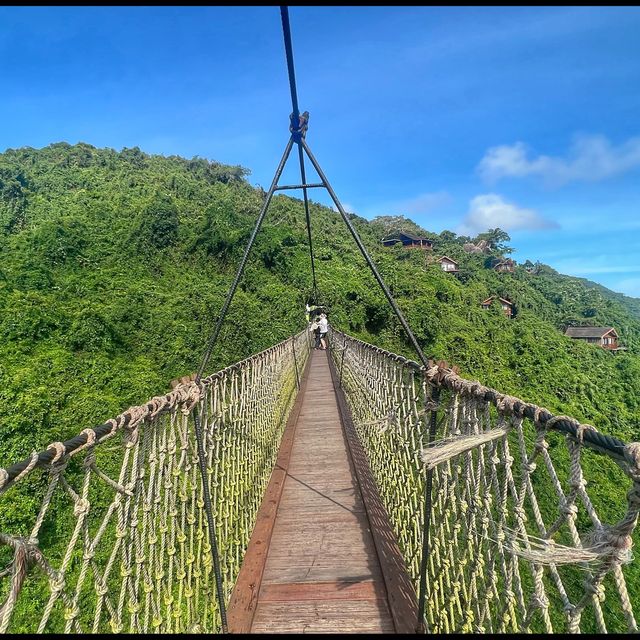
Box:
left=481, top=296, right=513, bottom=306
left=439, top=255, right=458, bottom=264
left=382, top=231, right=433, bottom=244
left=398, top=231, right=431, bottom=241
left=565, top=326, right=618, bottom=338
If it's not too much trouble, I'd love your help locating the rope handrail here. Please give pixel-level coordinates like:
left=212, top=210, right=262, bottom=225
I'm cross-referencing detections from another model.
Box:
left=0, top=328, right=637, bottom=634
left=0, top=331, right=308, bottom=491
left=329, top=329, right=640, bottom=634
left=0, top=330, right=311, bottom=633
left=331, top=330, right=628, bottom=463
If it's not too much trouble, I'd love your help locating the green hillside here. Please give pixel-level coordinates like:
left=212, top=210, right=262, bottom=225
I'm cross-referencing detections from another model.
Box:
left=1, top=141, right=639, bottom=471
left=1, top=142, right=640, bottom=633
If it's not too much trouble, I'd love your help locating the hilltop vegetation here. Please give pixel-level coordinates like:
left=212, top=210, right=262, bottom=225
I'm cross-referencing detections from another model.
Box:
left=1, top=142, right=639, bottom=633
left=0, top=142, right=639, bottom=469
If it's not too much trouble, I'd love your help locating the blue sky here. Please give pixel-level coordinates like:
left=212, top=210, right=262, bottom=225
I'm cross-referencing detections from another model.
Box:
left=2, top=6, right=640, bottom=296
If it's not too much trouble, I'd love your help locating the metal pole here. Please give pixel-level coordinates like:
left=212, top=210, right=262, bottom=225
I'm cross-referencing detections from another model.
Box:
left=189, top=136, right=294, bottom=632
left=280, top=6, right=300, bottom=130
left=274, top=182, right=324, bottom=191
left=301, top=139, right=430, bottom=370
left=297, top=143, right=318, bottom=295
left=416, top=386, right=441, bottom=633
left=195, top=137, right=294, bottom=381
left=191, top=407, right=228, bottom=631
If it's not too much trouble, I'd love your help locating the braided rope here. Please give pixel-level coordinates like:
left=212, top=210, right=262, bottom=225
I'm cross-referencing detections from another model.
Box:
left=331, top=330, right=639, bottom=634
left=0, top=331, right=310, bottom=633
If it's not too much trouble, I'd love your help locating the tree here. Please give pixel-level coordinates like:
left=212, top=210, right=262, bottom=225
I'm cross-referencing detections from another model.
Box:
left=473, top=227, right=513, bottom=255
left=139, top=194, right=179, bottom=250
left=439, top=230, right=458, bottom=242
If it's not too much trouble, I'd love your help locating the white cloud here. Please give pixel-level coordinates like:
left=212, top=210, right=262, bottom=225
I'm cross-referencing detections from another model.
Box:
left=457, top=194, right=558, bottom=235
left=477, top=134, right=640, bottom=186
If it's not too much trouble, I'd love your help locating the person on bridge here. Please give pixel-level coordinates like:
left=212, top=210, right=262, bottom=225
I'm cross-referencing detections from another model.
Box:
left=305, top=302, right=320, bottom=322
left=309, top=315, right=321, bottom=349
left=318, top=312, right=329, bottom=350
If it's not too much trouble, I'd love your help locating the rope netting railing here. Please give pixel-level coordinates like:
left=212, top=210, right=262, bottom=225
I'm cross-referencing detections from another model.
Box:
left=329, top=330, right=640, bottom=634
left=0, top=330, right=310, bottom=634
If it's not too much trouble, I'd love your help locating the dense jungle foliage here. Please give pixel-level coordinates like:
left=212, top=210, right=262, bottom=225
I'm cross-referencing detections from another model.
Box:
left=1, top=142, right=638, bottom=467
left=1, top=142, right=639, bottom=632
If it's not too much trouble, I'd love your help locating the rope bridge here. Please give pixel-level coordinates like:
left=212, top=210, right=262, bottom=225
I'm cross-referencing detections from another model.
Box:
left=0, top=329, right=638, bottom=633
left=0, top=331, right=310, bottom=634
left=330, top=330, right=640, bottom=634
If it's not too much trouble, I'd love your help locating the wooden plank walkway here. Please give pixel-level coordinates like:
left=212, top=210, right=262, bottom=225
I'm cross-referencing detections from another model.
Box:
left=228, top=348, right=416, bottom=634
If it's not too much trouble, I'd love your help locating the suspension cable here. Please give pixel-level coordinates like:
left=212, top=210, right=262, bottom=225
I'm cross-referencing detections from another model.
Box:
left=297, top=144, right=317, bottom=296
left=280, top=5, right=317, bottom=296
left=280, top=5, right=428, bottom=367
left=280, top=6, right=300, bottom=131
left=195, top=138, right=295, bottom=382
left=189, top=137, right=294, bottom=632
left=301, top=139, right=431, bottom=370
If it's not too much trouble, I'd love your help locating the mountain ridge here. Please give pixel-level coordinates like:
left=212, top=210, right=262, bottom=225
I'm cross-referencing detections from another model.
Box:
left=0, top=142, right=638, bottom=466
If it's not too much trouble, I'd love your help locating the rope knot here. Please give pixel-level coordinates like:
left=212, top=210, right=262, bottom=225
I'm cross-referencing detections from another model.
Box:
left=0, top=534, right=42, bottom=584
left=513, top=506, right=527, bottom=521
left=534, top=439, right=549, bottom=452
left=74, top=498, right=90, bottom=517
left=496, top=394, right=522, bottom=415
left=561, top=500, right=579, bottom=518
left=51, top=577, right=66, bottom=594
left=182, top=382, right=202, bottom=415
left=532, top=406, right=546, bottom=427
left=47, top=442, right=67, bottom=464
left=425, top=365, right=440, bottom=381
left=583, top=579, right=606, bottom=601
left=126, top=405, right=149, bottom=429
left=424, top=399, right=439, bottom=412
left=289, top=110, right=310, bottom=140
left=63, top=605, right=80, bottom=621
left=575, top=422, right=597, bottom=443
left=530, top=593, right=549, bottom=610
left=147, top=396, right=164, bottom=420
left=568, top=477, right=587, bottom=492
left=624, top=442, right=640, bottom=482
left=583, top=524, right=634, bottom=566
left=105, top=417, right=119, bottom=435
left=80, top=429, right=96, bottom=448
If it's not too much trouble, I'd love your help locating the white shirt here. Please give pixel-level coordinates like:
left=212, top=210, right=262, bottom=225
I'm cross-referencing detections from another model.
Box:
left=318, top=317, right=329, bottom=334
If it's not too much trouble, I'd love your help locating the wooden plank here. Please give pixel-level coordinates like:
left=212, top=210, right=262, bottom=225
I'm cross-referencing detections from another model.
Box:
left=327, top=351, right=420, bottom=634
left=261, top=564, right=384, bottom=585
left=251, top=601, right=395, bottom=633
left=259, top=580, right=386, bottom=602
left=233, top=350, right=398, bottom=634
left=226, top=352, right=312, bottom=634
